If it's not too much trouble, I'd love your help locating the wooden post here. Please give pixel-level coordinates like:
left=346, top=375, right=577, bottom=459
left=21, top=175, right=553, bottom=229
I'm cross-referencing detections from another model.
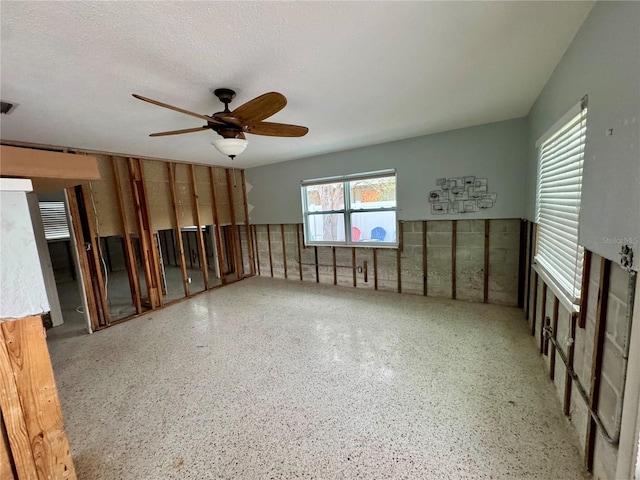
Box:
left=586, top=257, right=611, bottom=472
left=112, top=158, right=142, bottom=314
left=422, top=220, right=428, bottom=296
left=189, top=165, right=209, bottom=289
left=167, top=163, right=190, bottom=297
left=484, top=219, right=490, bottom=303
left=564, top=312, right=578, bottom=416
left=266, top=224, right=274, bottom=277
left=208, top=167, right=227, bottom=285
left=225, top=169, right=242, bottom=279
left=578, top=249, right=592, bottom=329
left=280, top=224, right=288, bottom=279
left=452, top=220, right=457, bottom=300
left=0, top=317, right=77, bottom=479
left=550, top=297, right=559, bottom=380
left=296, top=224, right=303, bottom=281
left=333, top=247, right=337, bottom=285
left=397, top=221, right=403, bottom=293
left=240, top=170, right=256, bottom=275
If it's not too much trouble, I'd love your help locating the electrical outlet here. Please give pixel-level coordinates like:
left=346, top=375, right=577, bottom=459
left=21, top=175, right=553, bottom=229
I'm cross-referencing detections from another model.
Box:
left=187, top=277, right=192, bottom=284
left=620, top=245, right=633, bottom=270
left=357, top=266, right=363, bottom=273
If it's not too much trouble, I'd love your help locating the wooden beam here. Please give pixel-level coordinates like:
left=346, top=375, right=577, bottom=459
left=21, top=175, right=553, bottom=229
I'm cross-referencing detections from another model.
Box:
left=333, top=247, right=337, bottom=285
left=484, top=219, right=490, bottom=303
left=373, top=249, right=378, bottom=290
left=167, top=163, right=190, bottom=297
left=578, top=249, right=592, bottom=329
left=540, top=283, right=547, bottom=354
left=225, top=169, right=242, bottom=279
left=422, top=220, right=428, bottom=296
left=564, top=312, right=578, bottom=416
left=1, top=317, right=77, bottom=479
left=397, top=222, right=403, bottom=293
left=0, top=418, right=16, bottom=480
left=189, top=165, right=209, bottom=289
left=586, top=257, right=611, bottom=472
left=281, top=224, right=288, bottom=279
left=296, top=224, right=303, bottom=281
left=530, top=272, right=538, bottom=337
left=112, top=158, right=142, bottom=314
left=0, top=324, right=38, bottom=480
left=240, top=170, right=256, bottom=275
left=452, top=220, right=457, bottom=300
left=253, top=225, right=261, bottom=276
left=208, top=167, right=227, bottom=285
left=550, top=296, right=559, bottom=380
left=352, top=247, right=357, bottom=287
left=266, top=224, right=274, bottom=277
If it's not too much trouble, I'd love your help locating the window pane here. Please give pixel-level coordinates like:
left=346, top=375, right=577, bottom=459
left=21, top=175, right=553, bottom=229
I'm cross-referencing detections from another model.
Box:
left=305, top=183, right=344, bottom=212
left=307, top=213, right=345, bottom=242
left=349, top=176, right=396, bottom=210
left=351, top=211, right=396, bottom=243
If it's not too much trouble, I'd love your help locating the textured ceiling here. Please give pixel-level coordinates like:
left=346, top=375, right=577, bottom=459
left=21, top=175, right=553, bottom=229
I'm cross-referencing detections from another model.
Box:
left=0, top=1, right=593, bottom=168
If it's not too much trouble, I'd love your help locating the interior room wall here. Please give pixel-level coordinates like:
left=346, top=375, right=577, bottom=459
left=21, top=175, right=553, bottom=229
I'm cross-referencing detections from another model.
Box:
left=525, top=1, right=640, bottom=265
left=246, top=117, right=528, bottom=225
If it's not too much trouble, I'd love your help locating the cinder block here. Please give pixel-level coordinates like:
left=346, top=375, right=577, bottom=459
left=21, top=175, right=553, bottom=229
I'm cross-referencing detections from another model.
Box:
left=489, top=219, right=509, bottom=233
left=456, top=232, right=484, bottom=248
left=427, top=232, right=453, bottom=247
left=426, top=220, right=452, bottom=233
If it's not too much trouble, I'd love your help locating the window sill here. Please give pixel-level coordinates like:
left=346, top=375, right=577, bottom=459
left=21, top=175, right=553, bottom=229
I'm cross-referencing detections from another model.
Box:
left=533, top=261, right=580, bottom=314
left=305, top=242, right=398, bottom=249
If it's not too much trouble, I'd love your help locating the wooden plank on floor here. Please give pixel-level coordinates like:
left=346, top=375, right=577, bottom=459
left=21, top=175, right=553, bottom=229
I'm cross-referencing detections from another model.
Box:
left=190, top=165, right=210, bottom=289
left=578, top=249, right=592, bottom=329
left=422, top=220, right=428, bottom=296
left=1, top=317, right=77, bottom=480
left=209, top=167, right=227, bottom=285
left=586, top=257, right=611, bottom=472
left=167, top=163, right=190, bottom=297
left=0, top=325, right=38, bottom=480
left=281, top=224, right=288, bottom=279
left=452, top=220, right=457, bottom=300
left=550, top=296, right=559, bottom=380
left=112, top=158, right=142, bottom=314
left=266, top=224, right=274, bottom=278
left=484, top=219, right=490, bottom=303
left=240, top=170, right=256, bottom=275
left=225, top=169, right=243, bottom=279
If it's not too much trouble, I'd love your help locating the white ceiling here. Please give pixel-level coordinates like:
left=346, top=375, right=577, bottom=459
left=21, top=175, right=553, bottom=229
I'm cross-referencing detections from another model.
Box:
left=0, top=1, right=593, bottom=168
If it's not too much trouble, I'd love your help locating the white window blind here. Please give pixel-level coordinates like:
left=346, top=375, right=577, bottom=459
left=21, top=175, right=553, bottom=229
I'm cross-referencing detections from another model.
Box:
left=535, top=101, right=587, bottom=302
left=39, top=201, right=71, bottom=241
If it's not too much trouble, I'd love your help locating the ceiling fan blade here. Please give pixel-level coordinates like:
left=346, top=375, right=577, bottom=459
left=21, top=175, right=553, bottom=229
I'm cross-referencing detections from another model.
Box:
left=245, top=122, right=309, bottom=137
left=149, top=126, right=209, bottom=137
left=132, top=94, right=224, bottom=125
left=231, top=92, right=287, bottom=124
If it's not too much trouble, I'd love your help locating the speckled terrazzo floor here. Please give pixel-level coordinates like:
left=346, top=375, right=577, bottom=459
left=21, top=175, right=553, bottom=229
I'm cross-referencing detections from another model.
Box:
left=47, top=277, right=587, bottom=479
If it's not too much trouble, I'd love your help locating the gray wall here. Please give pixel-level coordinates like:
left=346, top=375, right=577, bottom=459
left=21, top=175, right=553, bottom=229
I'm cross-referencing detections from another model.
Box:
left=525, top=1, right=640, bottom=266
left=247, top=118, right=528, bottom=224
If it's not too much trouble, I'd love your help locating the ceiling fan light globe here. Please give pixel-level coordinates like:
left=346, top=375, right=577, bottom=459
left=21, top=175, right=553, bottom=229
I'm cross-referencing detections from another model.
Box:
left=212, top=138, right=249, bottom=158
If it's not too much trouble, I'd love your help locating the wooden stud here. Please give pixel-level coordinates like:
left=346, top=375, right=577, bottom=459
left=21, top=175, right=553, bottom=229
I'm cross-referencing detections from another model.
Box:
left=240, top=170, right=256, bottom=275
left=314, top=246, right=319, bottom=283
left=80, top=183, right=110, bottom=327
left=296, top=224, right=303, bottom=281
left=586, top=257, right=611, bottom=472
left=167, top=163, right=190, bottom=297
left=484, top=219, right=490, bottom=303
left=0, top=419, right=16, bottom=480
left=1, top=317, right=77, bottom=479
left=189, top=165, right=209, bottom=289
left=530, top=272, right=538, bottom=337
left=373, top=249, right=378, bottom=290
left=333, top=247, right=337, bottom=285
left=397, top=222, right=403, bottom=293
left=540, top=283, right=547, bottom=353
left=422, top=220, right=428, bottom=296
left=112, top=158, right=142, bottom=314
left=578, top=249, right=593, bottom=329
left=208, top=167, right=227, bottom=285
left=266, top=224, right=274, bottom=277
left=452, top=220, right=457, bottom=300
left=517, top=219, right=526, bottom=308
left=364, top=260, right=368, bottom=283
left=564, top=312, right=578, bottom=416
left=550, top=297, right=559, bottom=380
left=281, top=224, right=288, bottom=279
left=66, top=188, right=100, bottom=331
left=0, top=324, right=39, bottom=480
left=225, top=169, right=242, bottom=279
left=352, top=247, right=357, bottom=287
left=253, top=225, right=261, bottom=276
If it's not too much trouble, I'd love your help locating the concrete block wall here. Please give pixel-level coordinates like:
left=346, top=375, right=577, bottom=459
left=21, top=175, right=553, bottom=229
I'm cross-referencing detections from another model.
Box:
left=251, top=219, right=522, bottom=306
left=526, top=234, right=635, bottom=479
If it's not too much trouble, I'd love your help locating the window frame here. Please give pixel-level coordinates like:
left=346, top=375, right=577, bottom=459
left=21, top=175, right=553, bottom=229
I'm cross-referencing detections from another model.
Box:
left=301, top=170, right=398, bottom=247
left=534, top=97, right=587, bottom=310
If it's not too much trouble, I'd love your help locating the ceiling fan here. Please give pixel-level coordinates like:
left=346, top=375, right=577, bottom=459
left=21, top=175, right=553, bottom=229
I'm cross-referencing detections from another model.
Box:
left=132, top=89, right=308, bottom=159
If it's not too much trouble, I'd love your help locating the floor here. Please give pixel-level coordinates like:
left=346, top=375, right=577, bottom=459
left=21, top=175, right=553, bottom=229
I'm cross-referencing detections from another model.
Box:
left=47, top=277, right=587, bottom=479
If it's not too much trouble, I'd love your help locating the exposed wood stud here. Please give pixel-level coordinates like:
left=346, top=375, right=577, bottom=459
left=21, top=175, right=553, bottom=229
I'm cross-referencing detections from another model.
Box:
left=484, top=219, right=490, bottom=303
left=253, top=225, right=261, bottom=276
left=240, top=170, right=255, bottom=275
left=225, top=169, right=243, bottom=279
left=189, top=165, right=209, bottom=289
left=333, top=247, right=337, bottom=285
left=167, top=163, right=190, bottom=297
left=296, top=224, right=303, bottom=281
left=208, top=167, right=227, bottom=285
left=352, top=247, right=357, bottom=287
left=517, top=219, right=526, bottom=308
left=281, top=224, right=288, bottom=279
left=422, top=220, right=428, bottom=296
left=314, top=246, right=319, bottom=283
left=564, top=312, right=578, bottom=416
left=530, top=272, right=538, bottom=337
left=586, top=257, right=611, bottom=472
left=452, top=220, right=457, bottom=300
left=578, top=249, right=592, bottom=329
left=373, top=249, right=378, bottom=290
left=364, top=260, right=368, bottom=283
left=397, top=222, right=403, bottom=293
left=550, top=297, right=559, bottom=380
left=112, top=158, right=142, bottom=314
left=266, top=224, right=274, bottom=277
left=540, top=283, right=547, bottom=354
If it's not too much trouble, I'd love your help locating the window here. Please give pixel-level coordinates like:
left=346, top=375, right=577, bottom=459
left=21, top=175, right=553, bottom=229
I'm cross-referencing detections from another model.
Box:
left=535, top=98, right=587, bottom=304
left=301, top=170, right=397, bottom=246
left=39, top=201, right=70, bottom=241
